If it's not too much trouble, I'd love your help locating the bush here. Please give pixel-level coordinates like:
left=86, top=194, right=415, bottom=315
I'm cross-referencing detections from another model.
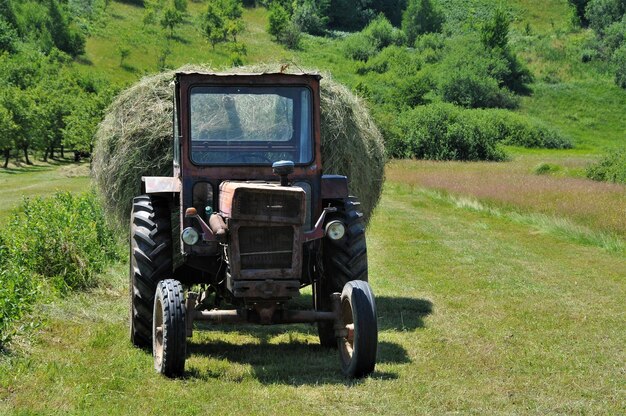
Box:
left=402, top=0, right=445, bottom=45
left=363, top=14, right=404, bottom=50
left=292, top=0, right=328, bottom=35
left=343, top=32, right=378, bottom=61
left=439, top=69, right=519, bottom=109
left=386, top=104, right=572, bottom=160
left=612, top=44, right=626, bottom=87
left=2, top=191, right=120, bottom=293
left=390, top=103, right=507, bottom=161
left=586, top=149, right=626, bottom=184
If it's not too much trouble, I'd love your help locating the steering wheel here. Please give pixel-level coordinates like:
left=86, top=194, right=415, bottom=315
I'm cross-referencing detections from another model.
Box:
left=226, top=153, right=272, bottom=163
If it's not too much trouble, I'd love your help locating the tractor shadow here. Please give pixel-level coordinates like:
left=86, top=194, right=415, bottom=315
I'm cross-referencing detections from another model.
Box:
left=184, top=295, right=432, bottom=385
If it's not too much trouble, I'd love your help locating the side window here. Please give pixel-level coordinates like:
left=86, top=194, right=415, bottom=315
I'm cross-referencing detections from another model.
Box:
left=173, top=92, right=181, bottom=167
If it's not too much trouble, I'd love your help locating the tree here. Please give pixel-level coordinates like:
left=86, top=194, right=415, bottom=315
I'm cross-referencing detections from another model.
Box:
left=202, top=2, right=227, bottom=48
left=480, top=7, right=510, bottom=50
left=267, top=3, right=289, bottom=41
left=161, top=7, right=183, bottom=38
left=401, top=0, right=444, bottom=45
left=0, top=0, right=19, bottom=34
left=118, top=46, right=130, bottom=66
left=174, top=0, right=187, bottom=13
left=0, top=18, right=18, bottom=53
left=0, top=102, right=17, bottom=168
left=46, top=0, right=86, bottom=56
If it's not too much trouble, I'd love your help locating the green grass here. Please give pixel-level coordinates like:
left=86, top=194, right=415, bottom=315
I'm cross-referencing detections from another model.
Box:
left=0, top=161, right=90, bottom=226
left=1, top=179, right=624, bottom=414
left=78, top=4, right=290, bottom=84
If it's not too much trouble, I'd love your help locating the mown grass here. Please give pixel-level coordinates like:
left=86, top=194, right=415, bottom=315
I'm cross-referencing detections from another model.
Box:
left=1, top=177, right=624, bottom=414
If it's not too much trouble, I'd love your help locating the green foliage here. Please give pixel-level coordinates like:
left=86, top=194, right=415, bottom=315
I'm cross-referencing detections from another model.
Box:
left=534, top=162, right=562, bottom=175
left=2, top=192, right=120, bottom=293
left=390, top=103, right=507, bottom=161
left=201, top=0, right=245, bottom=46
left=586, top=0, right=626, bottom=34
left=402, top=0, right=444, bottom=45
left=173, top=0, right=187, bottom=13
left=292, top=0, right=328, bottom=36
left=480, top=6, right=509, bottom=50
left=363, top=14, right=404, bottom=50
left=46, top=0, right=86, bottom=56
left=343, top=32, right=377, bottom=61
left=325, top=0, right=406, bottom=31
left=386, top=104, right=572, bottom=160
left=0, top=17, right=18, bottom=52
left=586, top=148, right=626, bottom=183
left=343, top=15, right=404, bottom=61
left=569, top=0, right=590, bottom=26
left=0, top=191, right=120, bottom=344
left=267, top=2, right=289, bottom=40
left=160, top=7, right=183, bottom=37
left=613, top=43, right=626, bottom=87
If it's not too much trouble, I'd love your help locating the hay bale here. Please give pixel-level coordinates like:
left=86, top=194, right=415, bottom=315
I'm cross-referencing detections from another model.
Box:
left=92, top=64, right=385, bottom=227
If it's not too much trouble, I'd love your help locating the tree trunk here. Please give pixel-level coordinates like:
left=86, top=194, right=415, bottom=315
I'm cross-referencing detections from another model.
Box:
left=49, top=145, right=54, bottom=160
left=43, top=147, right=49, bottom=162
left=3, top=148, right=9, bottom=169
left=23, top=147, right=31, bottom=165
left=60, top=145, right=64, bottom=158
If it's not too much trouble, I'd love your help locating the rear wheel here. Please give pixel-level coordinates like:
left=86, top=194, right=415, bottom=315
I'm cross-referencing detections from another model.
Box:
left=317, top=197, right=368, bottom=347
left=130, top=195, right=172, bottom=348
left=153, top=279, right=186, bottom=377
left=338, top=280, right=377, bottom=378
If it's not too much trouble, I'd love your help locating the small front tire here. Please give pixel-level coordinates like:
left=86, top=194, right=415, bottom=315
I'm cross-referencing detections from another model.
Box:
left=338, top=280, right=378, bottom=378
left=153, top=279, right=186, bottom=377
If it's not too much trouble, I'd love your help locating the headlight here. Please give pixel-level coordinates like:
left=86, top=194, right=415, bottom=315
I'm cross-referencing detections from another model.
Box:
left=182, top=227, right=200, bottom=245
left=325, top=220, right=346, bottom=241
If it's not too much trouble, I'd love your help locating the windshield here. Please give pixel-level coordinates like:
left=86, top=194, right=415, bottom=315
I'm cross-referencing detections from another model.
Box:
left=189, top=86, right=313, bottom=165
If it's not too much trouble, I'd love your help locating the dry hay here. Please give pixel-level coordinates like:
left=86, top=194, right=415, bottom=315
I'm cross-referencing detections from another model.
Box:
left=92, top=64, right=385, bottom=227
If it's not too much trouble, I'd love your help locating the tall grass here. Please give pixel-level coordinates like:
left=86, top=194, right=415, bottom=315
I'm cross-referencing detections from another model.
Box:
left=0, top=191, right=121, bottom=346
left=387, top=159, right=626, bottom=239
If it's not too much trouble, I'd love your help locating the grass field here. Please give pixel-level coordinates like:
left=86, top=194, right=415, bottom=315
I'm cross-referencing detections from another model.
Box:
left=0, top=161, right=90, bottom=226
left=1, top=173, right=624, bottom=414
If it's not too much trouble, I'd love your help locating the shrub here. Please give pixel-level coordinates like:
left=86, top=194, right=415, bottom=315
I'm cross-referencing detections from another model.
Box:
left=402, top=0, right=445, bottom=45
left=343, top=32, right=378, bottom=61
left=363, top=14, right=403, bottom=50
left=385, top=104, right=572, bottom=160
left=267, top=3, right=289, bottom=41
left=292, top=0, right=328, bottom=35
left=586, top=149, right=626, bottom=184
left=612, top=44, right=626, bottom=87
left=2, top=191, right=120, bottom=293
left=439, top=69, right=518, bottom=109
left=390, top=103, right=507, bottom=161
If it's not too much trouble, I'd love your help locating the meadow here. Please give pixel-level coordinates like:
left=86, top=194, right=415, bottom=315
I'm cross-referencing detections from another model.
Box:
left=1, top=0, right=625, bottom=414
left=1, top=170, right=624, bottom=414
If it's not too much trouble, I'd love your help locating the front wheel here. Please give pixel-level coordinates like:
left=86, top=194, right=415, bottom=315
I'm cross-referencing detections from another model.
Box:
left=153, top=279, right=186, bottom=377
left=338, top=280, right=378, bottom=378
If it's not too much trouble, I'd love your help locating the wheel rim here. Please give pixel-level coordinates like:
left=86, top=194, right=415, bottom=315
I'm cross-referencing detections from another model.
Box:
left=339, top=297, right=355, bottom=364
left=154, top=296, right=164, bottom=369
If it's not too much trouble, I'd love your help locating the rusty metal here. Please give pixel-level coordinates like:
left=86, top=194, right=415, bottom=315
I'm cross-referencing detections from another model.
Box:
left=208, top=214, right=227, bottom=242
left=321, top=175, right=349, bottom=200
left=219, top=181, right=306, bottom=225
left=142, top=176, right=182, bottom=194
left=193, top=307, right=336, bottom=325
left=176, top=73, right=325, bottom=254
left=303, top=206, right=337, bottom=242
left=185, top=208, right=216, bottom=242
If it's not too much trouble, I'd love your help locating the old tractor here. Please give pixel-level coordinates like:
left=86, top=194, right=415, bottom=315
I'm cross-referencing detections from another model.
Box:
left=129, top=71, right=377, bottom=378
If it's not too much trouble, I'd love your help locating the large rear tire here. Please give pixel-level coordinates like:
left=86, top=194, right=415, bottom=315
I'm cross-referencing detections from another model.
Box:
left=317, top=197, right=368, bottom=347
left=153, top=279, right=186, bottom=377
left=130, top=195, right=173, bottom=348
left=338, top=280, right=377, bottom=378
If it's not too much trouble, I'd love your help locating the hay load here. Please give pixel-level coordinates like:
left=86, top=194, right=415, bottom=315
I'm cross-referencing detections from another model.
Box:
left=92, top=64, right=385, bottom=226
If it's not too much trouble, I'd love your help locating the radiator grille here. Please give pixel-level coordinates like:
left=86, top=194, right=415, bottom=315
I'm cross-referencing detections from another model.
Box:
left=238, top=226, right=293, bottom=269
left=234, top=190, right=303, bottom=223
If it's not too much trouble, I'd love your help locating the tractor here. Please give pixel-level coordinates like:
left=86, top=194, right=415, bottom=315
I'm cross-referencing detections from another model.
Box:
left=129, top=71, right=377, bottom=378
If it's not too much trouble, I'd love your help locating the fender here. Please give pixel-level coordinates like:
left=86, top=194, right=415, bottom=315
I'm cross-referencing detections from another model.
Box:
left=142, top=176, right=181, bottom=195
left=321, top=174, right=349, bottom=200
